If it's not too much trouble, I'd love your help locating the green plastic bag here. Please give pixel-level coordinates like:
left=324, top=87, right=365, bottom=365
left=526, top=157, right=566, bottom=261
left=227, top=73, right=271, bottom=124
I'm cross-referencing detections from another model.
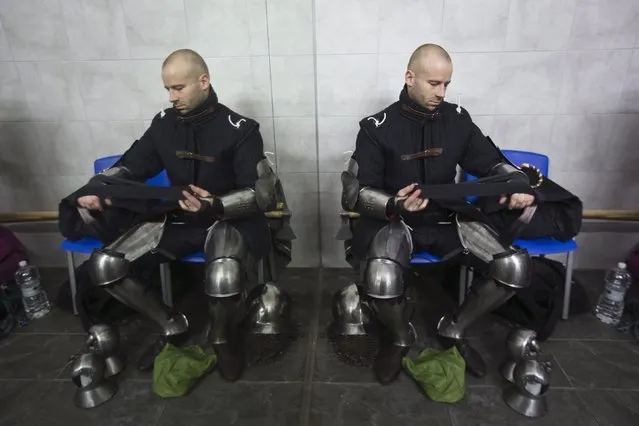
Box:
left=402, top=346, right=466, bottom=403
left=153, top=344, right=217, bottom=398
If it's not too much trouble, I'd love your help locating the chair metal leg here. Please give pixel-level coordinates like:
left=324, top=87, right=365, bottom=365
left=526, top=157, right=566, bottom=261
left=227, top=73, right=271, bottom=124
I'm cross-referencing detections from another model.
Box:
left=268, top=249, right=277, bottom=282
left=459, top=265, right=467, bottom=306
left=465, top=266, right=474, bottom=302
left=257, top=258, right=265, bottom=285
left=66, top=252, right=78, bottom=315
left=159, top=263, right=173, bottom=308
left=562, top=251, right=575, bottom=320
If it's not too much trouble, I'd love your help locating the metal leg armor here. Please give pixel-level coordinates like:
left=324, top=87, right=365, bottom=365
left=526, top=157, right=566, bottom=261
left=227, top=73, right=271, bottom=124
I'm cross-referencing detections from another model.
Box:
left=86, top=220, right=189, bottom=372
left=330, top=221, right=415, bottom=384
left=203, top=221, right=249, bottom=381
left=203, top=221, right=295, bottom=379
left=436, top=217, right=533, bottom=378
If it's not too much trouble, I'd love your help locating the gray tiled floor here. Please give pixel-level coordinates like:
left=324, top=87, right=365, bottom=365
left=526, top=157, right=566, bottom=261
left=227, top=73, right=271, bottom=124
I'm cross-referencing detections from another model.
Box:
left=1, top=266, right=638, bottom=426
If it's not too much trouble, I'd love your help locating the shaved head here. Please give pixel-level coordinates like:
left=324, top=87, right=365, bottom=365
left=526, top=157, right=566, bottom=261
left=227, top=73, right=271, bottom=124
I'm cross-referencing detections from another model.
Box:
left=405, top=43, right=453, bottom=111
left=162, top=48, right=209, bottom=78
left=407, top=43, right=452, bottom=74
left=161, top=49, right=211, bottom=114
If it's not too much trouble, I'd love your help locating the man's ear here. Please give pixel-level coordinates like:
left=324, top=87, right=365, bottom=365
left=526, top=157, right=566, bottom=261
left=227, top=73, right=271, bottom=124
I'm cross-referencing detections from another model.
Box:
left=405, top=69, right=414, bottom=87
left=199, top=73, right=210, bottom=89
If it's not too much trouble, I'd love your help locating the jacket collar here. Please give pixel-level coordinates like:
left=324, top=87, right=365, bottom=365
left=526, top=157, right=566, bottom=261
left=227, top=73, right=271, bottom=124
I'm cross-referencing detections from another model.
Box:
left=398, top=85, right=442, bottom=123
left=176, top=86, right=219, bottom=126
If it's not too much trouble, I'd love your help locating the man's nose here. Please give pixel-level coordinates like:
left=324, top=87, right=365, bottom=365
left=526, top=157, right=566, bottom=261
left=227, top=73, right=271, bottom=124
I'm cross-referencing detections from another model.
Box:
left=168, top=90, right=178, bottom=103
left=436, top=85, right=446, bottom=98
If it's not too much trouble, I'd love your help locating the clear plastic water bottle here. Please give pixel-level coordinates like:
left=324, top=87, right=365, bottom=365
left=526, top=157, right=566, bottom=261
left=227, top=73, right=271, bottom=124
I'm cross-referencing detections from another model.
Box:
left=14, top=260, right=51, bottom=320
left=594, top=262, right=632, bottom=326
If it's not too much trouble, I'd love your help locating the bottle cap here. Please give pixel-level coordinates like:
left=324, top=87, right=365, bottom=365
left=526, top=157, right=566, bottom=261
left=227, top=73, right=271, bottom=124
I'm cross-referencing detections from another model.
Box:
left=18, top=260, right=27, bottom=267
left=618, top=262, right=626, bottom=269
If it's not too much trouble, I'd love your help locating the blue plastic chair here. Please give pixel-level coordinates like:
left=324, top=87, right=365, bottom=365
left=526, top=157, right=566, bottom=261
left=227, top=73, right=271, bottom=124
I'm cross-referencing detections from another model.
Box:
left=462, top=149, right=578, bottom=319
left=411, top=252, right=441, bottom=264
left=60, top=155, right=176, bottom=314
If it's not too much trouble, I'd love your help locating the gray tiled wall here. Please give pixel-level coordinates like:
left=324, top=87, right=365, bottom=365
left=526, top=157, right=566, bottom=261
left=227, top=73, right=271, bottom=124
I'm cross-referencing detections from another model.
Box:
left=0, top=0, right=638, bottom=270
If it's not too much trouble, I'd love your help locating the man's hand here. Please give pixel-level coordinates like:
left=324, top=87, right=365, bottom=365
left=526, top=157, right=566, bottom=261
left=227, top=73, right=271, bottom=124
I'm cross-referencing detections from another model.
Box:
left=179, top=184, right=213, bottom=212
left=395, top=183, right=429, bottom=212
left=77, top=195, right=111, bottom=211
left=499, top=193, right=535, bottom=210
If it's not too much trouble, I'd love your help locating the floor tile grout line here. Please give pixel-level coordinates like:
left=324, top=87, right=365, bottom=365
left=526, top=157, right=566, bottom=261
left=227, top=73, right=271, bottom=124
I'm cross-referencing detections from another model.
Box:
left=296, top=380, right=639, bottom=392
left=154, top=400, right=169, bottom=426
left=447, top=404, right=456, bottom=426
left=6, top=377, right=639, bottom=393
left=574, top=388, right=604, bottom=426
left=549, top=352, right=578, bottom=389
left=299, top=268, right=323, bottom=426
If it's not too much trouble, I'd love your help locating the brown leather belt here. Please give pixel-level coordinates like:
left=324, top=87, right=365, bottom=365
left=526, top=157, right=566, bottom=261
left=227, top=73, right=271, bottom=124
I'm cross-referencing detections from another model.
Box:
left=176, top=151, right=215, bottom=163
left=401, top=148, right=443, bottom=161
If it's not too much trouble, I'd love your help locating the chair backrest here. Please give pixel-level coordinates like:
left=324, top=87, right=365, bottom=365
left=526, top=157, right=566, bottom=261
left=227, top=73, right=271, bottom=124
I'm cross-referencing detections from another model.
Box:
left=464, top=149, right=549, bottom=203
left=93, top=155, right=170, bottom=187
left=500, top=150, right=549, bottom=176
left=465, top=149, right=550, bottom=181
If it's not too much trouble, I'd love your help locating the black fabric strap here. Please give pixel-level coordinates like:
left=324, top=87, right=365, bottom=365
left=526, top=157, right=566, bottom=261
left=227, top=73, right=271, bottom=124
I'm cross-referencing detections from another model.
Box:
left=75, top=175, right=188, bottom=201
left=499, top=205, right=538, bottom=247
left=76, top=184, right=186, bottom=201
left=415, top=172, right=533, bottom=200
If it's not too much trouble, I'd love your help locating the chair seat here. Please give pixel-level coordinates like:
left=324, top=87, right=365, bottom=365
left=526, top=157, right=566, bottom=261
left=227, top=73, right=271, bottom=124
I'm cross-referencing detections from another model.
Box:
left=60, top=237, right=104, bottom=254
left=181, top=252, right=205, bottom=263
left=411, top=251, right=442, bottom=264
left=513, top=237, right=578, bottom=256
